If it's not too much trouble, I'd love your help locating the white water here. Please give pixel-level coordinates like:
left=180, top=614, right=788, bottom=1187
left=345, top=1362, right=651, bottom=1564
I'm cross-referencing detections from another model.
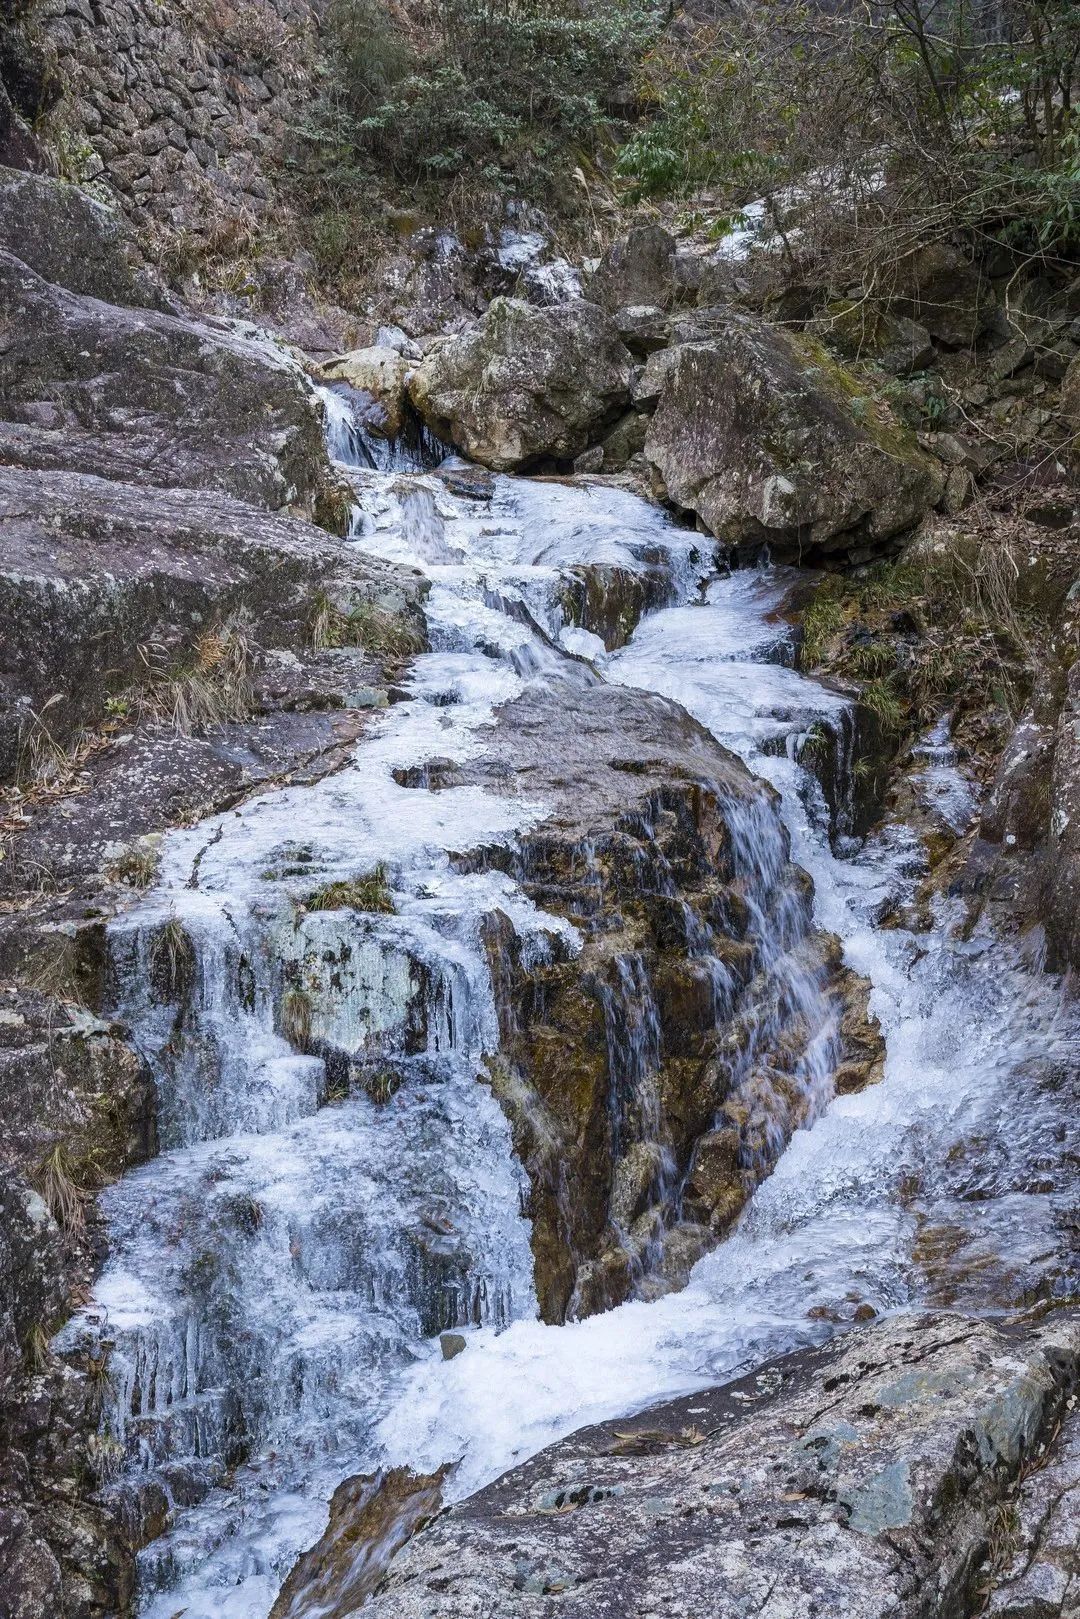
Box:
left=61, top=387, right=1077, bottom=1617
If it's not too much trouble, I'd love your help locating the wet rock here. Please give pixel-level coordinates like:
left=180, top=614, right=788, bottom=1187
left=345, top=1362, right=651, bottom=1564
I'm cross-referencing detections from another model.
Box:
left=271, top=1466, right=447, bottom=1619
left=0, top=464, right=423, bottom=784
left=408, top=298, right=633, bottom=471
left=465, top=680, right=849, bottom=1321
left=440, top=1332, right=466, bottom=1361
left=588, top=225, right=677, bottom=314
left=362, top=1313, right=1080, bottom=1619
left=645, top=318, right=943, bottom=560
left=0, top=250, right=328, bottom=512
left=317, top=346, right=413, bottom=439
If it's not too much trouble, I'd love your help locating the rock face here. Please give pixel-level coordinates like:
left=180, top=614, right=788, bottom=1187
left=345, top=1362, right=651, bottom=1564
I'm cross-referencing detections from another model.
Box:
left=0, top=250, right=329, bottom=512
left=0, top=988, right=156, bottom=1619
left=361, top=1312, right=1080, bottom=1619
left=408, top=298, right=633, bottom=471
left=645, top=319, right=942, bottom=559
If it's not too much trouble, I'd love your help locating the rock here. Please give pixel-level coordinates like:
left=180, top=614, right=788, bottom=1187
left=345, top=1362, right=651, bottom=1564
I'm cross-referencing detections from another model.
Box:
left=645, top=319, right=942, bottom=559
left=317, top=346, right=413, bottom=439
left=0, top=250, right=329, bottom=513
left=611, top=303, right=670, bottom=357
left=0, top=165, right=166, bottom=308
left=813, top=298, right=934, bottom=375
left=0, top=1506, right=63, bottom=1619
left=888, top=242, right=996, bottom=347
left=0, top=464, right=424, bottom=783
left=574, top=411, right=648, bottom=475
left=466, top=678, right=854, bottom=1322
left=440, top=1332, right=466, bottom=1361
left=1045, top=646, right=1080, bottom=969
left=271, top=1467, right=447, bottom=1619
left=361, top=1313, right=1080, bottom=1619
left=408, top=298, right=633, bottom=471
left=0, top=32, right=60, bottom=125
left=588, top=224, right=677, bottom=313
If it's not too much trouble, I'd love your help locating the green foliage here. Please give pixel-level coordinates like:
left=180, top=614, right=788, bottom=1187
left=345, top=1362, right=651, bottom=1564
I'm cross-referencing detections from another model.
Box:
left=300, top=0, right=661, bottom=204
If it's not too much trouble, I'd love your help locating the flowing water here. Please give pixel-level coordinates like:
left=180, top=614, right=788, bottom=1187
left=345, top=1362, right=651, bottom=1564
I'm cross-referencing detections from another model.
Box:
left=58, top=383, right=1079, bottom=1618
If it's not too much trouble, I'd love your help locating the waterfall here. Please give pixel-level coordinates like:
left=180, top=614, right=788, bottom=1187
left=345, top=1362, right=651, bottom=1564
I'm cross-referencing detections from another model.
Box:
left=57, top=386, right=1077, bottom=1618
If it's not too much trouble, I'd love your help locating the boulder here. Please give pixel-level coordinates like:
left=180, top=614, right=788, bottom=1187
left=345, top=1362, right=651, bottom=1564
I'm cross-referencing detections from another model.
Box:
left=887, top=242, right=995, bottom=347
left=408, top=298, right=633, bottom=471
left=588, top=224, right=677, bottom=314
left=812, top=298, right=934, bottom=375
left=0, top=250, right=328, bottom=512
left=645, top=318, right=943, bottom=559
left=0, top=165, right=166, bottom=308
left=317, top=345, right=413, bottom=438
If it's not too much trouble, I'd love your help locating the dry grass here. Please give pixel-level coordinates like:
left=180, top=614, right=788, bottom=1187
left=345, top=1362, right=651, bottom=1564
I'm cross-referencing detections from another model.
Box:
left=281, top=986, right=313, bottom=1051
left=308, top=590, right=423, bottom=660
left=139, top=619, right=254, bottom=736
left=149, top=915, right=197, bottom=1001
left=33, top=1144, right=91, bottom=1242
left=107, top=845, right=160, bottom=889
left=306, top=868, right=395, bottom=914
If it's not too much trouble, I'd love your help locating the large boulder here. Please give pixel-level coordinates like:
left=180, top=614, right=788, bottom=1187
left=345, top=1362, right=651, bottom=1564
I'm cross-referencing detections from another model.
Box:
left=360, top=1313, right=1080, bottom=1619
left=408, top=297, right=633, bottom=471
left=0, top=250, right=328, bottom=512
left=0, top=166, right=166, bottom=308
left=588, top=224, right=677, bottom=314
left=645, top=319, right=943, bottom=558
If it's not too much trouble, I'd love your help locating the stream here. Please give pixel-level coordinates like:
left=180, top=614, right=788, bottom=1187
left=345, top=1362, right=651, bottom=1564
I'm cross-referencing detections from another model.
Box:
left=59, top=388, right=1079, bottom=1618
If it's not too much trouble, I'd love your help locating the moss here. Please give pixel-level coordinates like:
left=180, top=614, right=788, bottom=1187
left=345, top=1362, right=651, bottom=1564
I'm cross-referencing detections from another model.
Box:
left=306, top=867, right=395, bottom=914
left=788, top=332, right=927, bottom=462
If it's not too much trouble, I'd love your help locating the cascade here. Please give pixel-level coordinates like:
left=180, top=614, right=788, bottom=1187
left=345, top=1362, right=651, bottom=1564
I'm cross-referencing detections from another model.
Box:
left=57, top=386, right=1078, bottom=1619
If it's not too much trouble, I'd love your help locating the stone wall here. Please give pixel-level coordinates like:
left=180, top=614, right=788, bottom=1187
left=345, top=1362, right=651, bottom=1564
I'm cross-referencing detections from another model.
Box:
left=34, top=0, right=321, bottom=241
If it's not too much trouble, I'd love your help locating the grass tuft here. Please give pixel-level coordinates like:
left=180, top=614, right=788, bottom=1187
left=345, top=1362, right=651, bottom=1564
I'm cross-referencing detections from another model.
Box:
left=149, top=915, right=197, bottom=1001
left=308, top=590, right=423, bottom=660
left=281, top=986, right=313, bottom=1051
left=306, top=867, right=395, bottom=914
left=33, top=1144, right=90, bottom=1241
